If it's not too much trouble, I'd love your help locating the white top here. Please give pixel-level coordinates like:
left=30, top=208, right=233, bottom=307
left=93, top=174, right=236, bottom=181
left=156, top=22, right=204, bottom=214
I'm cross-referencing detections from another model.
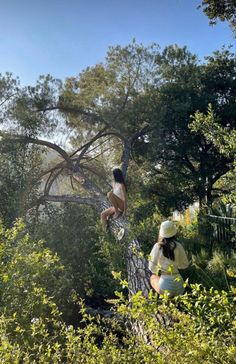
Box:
left=149, top=242, right=189, bottom=275
left=113, top=182, right=125, bottom=201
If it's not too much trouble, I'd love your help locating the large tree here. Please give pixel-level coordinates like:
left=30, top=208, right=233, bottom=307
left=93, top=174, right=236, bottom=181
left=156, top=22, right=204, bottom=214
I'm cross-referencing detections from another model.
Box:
left=1, top=43, right=158, bottom=295
left=135, top=46, right=235, bottom=211
left=1, top=43, right=235, bottom=295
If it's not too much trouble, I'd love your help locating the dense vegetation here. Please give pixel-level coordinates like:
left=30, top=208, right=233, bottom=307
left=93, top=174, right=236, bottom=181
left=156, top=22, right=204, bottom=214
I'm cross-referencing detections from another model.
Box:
left=0, top=5, right=236, bottom=359
left=0, top=221, right=235, bottom=363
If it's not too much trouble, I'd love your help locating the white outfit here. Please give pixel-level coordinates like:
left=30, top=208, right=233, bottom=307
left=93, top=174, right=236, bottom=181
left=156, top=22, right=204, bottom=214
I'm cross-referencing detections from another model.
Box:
left=113, top=182, right=125, bottom=201
left=149, top=242, right=189, bottom=295
left=158, top=275, right=185, bottom=295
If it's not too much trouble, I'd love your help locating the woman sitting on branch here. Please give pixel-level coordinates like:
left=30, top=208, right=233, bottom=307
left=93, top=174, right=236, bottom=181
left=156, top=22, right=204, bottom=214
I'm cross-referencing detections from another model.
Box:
left=149, top=220, right=189, bottom=297
left=101, top=168, right=127, bottom=228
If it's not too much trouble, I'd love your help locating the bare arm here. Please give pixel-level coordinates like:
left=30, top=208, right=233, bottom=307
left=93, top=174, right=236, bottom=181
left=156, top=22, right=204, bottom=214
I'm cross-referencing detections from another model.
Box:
left=148, top=243, right=160, bottom=275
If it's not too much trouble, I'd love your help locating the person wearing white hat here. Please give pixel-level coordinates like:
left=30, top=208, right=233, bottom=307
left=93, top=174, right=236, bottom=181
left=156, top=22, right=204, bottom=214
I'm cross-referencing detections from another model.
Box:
left=148, top=220, right=189, bottom=296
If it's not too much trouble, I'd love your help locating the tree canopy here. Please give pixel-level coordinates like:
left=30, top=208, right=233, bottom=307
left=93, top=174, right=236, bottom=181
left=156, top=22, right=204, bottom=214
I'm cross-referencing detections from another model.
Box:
left=1, top=43, right=235, bottom=216
left=200, top=0, right=236, bottom=34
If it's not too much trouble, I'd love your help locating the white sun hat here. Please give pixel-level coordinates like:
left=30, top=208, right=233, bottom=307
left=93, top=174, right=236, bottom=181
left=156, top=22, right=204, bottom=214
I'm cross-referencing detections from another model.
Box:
left=159, top=220, right=177, bottom=238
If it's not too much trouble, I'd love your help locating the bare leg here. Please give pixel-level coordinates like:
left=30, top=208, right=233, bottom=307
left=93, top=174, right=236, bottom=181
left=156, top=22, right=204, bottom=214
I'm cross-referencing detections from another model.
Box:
left=150, top=274, right=162, bottom=294
left=101, top=207, right=115, bottom=229
left=107, top=192, right=124, bottom=219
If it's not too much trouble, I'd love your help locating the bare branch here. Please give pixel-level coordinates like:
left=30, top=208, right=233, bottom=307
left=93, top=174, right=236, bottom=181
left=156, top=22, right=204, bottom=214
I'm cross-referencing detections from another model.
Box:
left=8, top=134, right=73, bottom=169
left=80, top=142, right=122, bottom=165
left=40, top=194, right=100, bottom=207
left=70, top=131, right=124, bottom=161
left=81, top=164, right=111, bottom=188
left=35, top=105, right=106, bottom=124
left=39, top=161, right=66, bottom=179
left=0, top=92, right=18, bottom=107
left=44, top=168, right=64, bottom=195
left=73, top=126, right=108, bottom=169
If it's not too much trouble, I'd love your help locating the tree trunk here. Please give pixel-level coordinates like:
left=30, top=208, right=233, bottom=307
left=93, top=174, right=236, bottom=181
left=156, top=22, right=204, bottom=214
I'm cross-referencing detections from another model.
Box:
left=41, top=194, right=152, bottom=296
left=107, top=215, right=151, bottom=295
left=17, top=133, right=152, bottom=297
left=126, top=238, right=151, bottom=296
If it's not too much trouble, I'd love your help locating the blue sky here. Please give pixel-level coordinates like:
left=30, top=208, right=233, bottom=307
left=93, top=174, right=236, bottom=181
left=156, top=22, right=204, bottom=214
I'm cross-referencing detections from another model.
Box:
left=0, top=0, right=235, bottom=85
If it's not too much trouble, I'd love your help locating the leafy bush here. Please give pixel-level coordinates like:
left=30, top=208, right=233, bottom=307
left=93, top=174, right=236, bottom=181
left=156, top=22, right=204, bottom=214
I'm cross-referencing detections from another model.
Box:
left=0, top=220, right=73, bottom=334
left=178, top=218, right=236, bottom=292
left=0, top=221, right=235, bottom=363
left=0, top=281, right=235, bottom=363
left=32, top=204, right=125, bottom=303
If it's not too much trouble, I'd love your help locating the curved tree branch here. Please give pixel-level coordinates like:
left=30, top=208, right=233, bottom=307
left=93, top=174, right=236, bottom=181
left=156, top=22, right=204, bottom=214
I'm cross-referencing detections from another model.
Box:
left=0, top=92, right=18, bottom=107
left=40, top=194, right=101, bottom=207
left=6, top=134, right=73, bottom=169
left=35, top=105, right=106, bottom=124
left=44, top=167, right=64, bottom=195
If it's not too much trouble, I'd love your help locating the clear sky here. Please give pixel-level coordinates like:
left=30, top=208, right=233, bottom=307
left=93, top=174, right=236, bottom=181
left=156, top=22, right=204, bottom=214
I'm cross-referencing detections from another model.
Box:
left=0, top=0, right=235, bottom=86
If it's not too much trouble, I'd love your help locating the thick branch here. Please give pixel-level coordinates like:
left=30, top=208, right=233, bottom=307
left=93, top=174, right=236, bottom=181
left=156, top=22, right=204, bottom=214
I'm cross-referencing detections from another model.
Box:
left=73, top=126, right=108, bottom=167
left=7, top=134, right=73, bottom=169
left=44, top=168, right=64, bottom=195
left=210, top=165, right=231, bottom=185
left=127, top=239, right=151, bottom=296
left=72, top=168, right=104, bottom=196
left=39, top=162, right=66, bottom=179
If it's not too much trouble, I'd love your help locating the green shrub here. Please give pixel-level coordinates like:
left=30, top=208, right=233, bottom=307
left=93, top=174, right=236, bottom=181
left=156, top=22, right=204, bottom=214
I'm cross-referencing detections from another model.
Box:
left=0, top=220, right=72, bottom=337
left=32, top=204, right=124, bottom=302
left=0, top=221, right=235, bottom=363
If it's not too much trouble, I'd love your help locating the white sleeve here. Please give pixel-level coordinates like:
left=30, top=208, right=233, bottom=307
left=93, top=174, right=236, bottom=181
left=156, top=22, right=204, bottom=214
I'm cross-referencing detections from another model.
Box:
left=148, top=243, right=161, bottom=274
left=175, top=243, right=189, bottom=269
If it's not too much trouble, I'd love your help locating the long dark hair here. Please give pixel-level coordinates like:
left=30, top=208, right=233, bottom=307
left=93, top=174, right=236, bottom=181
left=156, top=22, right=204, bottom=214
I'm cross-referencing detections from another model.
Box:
left=158, top=236, right=176, bottom=261
left=113, top=168, right=127, bottom=191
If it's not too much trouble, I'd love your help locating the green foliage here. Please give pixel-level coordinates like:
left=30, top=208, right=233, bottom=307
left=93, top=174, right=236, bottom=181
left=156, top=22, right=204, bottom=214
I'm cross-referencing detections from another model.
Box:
left=0, top=267, right=235, bottom=363
left=61, top=41, right=159, bottom=136
left=0, top=220, right=72, bottom=332
left=13, top=75, right=63, bottom=137
left=1, top=42, right=236, bottom=362
left=138, top=46, right=236, bottom=211
left=190, top=103, right=236, bottom=158
left=32, top=204, right=125, bottom=302
left=129, top=207, right=162, bottom=255
left=115, top=285, right=236, bottom=363
left=0, top=137, right=43, bottom=226
left=0, top=222, right=235, bottom=363
left=190, top=103, right=236, bottom=203
left=0, top=73, right=20, bottom=124
left=179, top=219, right=236, bottom=292
left=200, top=0, right=236, bottom=34
left=2, top=43, right=235, bottom=214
